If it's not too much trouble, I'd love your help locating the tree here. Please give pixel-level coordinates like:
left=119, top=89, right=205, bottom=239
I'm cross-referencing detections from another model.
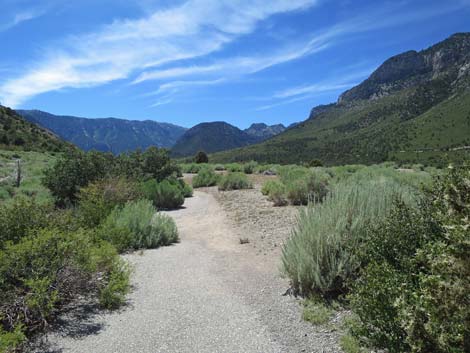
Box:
left=194, top=151, right=208, bottom=164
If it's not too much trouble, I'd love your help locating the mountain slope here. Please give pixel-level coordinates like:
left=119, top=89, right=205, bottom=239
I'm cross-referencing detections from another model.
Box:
left=18, top=110, right=187, bottom=154
left=211, top=33, right=470, bottom=166
left=244, top=123, right=286, bottom=140
left=171, top=122, right=260, bottom=157
left=0, top=106, right=69, bottom=152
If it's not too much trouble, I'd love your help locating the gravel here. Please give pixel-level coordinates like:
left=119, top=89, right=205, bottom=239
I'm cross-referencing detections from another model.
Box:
left=34, top=190, right=342, bottom=353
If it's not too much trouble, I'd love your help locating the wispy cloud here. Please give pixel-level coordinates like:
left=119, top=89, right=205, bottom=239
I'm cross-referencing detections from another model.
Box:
left=255, top=67, right=373, bottom=111
left=0, top=0, right=318, bottom=107
left=0, top=9, right=45, bottom=32
left=133, top=0, right=466, bottom=90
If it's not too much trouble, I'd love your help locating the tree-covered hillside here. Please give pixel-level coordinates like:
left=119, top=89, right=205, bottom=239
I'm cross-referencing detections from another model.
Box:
left=0, top=106, right=69, bottom=152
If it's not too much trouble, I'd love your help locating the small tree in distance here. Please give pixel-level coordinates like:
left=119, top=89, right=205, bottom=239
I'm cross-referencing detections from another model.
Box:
left=194, top=151, right=209, bottom=164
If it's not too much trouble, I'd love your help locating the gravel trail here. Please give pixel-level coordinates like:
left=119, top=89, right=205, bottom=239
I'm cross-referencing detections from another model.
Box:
left=40, top=191, right=341, bottom=353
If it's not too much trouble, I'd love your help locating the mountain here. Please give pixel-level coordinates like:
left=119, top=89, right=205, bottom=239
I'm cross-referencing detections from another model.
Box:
left=0, top=106, right=69, bottom=152
left=18, top=110, right=187, bottom=154
left=244, top=123, right=286, bottom=140
left=211, top=33, right=470, bottom=166
left=171, top=122, right=260, bottom=157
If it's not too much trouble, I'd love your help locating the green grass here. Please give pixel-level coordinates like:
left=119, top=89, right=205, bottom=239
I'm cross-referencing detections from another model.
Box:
left=0, top=150, right=58, bottom=205
left=302, top=298, right=333, bottom=325
left=340, top=334, right=365, bottom=353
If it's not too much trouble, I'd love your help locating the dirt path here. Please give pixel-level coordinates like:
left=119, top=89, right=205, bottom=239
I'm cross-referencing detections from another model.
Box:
left=40, top=191, right=341, bottom=353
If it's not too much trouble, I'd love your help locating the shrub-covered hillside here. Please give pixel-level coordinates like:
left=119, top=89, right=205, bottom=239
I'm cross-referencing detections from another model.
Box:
left=211, top=33, right=470, bottom=167
left=0, top=106, right=69, bottom=152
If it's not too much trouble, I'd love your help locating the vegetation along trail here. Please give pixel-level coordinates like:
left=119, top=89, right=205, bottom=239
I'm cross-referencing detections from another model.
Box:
left=44, top=190, right=340, bottom=353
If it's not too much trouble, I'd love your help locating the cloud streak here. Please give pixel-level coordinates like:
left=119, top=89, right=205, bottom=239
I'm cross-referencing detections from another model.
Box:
left=0, top=9, right=45, bottom=32
left=0, top=0, right=318, bottom=107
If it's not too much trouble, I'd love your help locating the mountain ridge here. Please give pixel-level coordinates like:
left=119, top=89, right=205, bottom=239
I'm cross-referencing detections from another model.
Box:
left=18, top=110, right=187, bottom=154
left=210, top=32, right=470, bottom=166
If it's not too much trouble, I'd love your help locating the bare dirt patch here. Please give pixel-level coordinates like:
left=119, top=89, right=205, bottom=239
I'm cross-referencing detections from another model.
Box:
left=208, top=174, right=300, bottom=257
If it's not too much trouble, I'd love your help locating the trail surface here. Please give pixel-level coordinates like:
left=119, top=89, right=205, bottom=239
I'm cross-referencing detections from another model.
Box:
left=41, top=191, right=340, bottom=353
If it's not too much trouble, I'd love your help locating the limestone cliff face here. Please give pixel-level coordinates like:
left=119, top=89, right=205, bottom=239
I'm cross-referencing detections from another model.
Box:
left=339, top=33, right=470, bottom=103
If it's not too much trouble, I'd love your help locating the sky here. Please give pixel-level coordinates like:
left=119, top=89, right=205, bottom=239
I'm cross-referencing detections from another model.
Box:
left=0, top=0, right=469, bottom=129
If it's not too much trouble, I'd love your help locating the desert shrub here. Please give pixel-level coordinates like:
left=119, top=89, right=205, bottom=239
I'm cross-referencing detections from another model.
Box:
left=166, top=177, right=193, bottom=198
left=0, top=228, right=129, bottom=348
left=349, top=166, right=470, bottom=353
left=140, top=180, right=184, bottom=209
left=218, top=172, right=252, bottom=191
left=43, top=150, right=113, bottom=206
left=0, top=198, right=51, bottom=247
left=281, top=178, right=417, bottom=297
left=274, top=167, right=330, bottom=205
left=180, top=163, right=205, bottom=173
left=154, top=180, right=184, bottom=209
left=78, top=178, right=140, bottom=228
left=264, top=180, right=288, bottom=206
left=192, top=168, right=219, bottom=188
left=225, top=163, right=243, bottom=172
left=100, top=200, right=178, bottom=251
left=194, top=151, right=209, bottom=164
left=243, top=161, right=258, bottom=174
left=43, top=148, right=179, bottom=206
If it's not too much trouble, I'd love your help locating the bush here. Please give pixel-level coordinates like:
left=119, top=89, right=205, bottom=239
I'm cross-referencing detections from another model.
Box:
left=225, top=163, right=243, bottom=172
left=261, top=180, right=287, bottom=206
left=0, top=228, right=129, bottom=347
left=180, top=163, right=205, bottom=173
left=218, top=173, right=252, bottom=191
left=43, top=150, right=112, bottom=206
left=278, top=166, right=330, bottom=205
left=192, top=168, right=219, bottom=188
left=281, top=178, right=417, bottom=297
left=194, top=151, right=209, bottom=164
left=349, top=166, right=470, bottom=353
left=167, top=177, right=193, bottom=198
left=140, top=180, right=184, bottom=209
left=0, top=198, right=51, bottom=247
left=99, top=200, right=178, bottom=251
left=214, top=164, right=226, bottom=171
left=78, top=178, right=140, bottom=228
left=243, top=161, right=258, bottom=174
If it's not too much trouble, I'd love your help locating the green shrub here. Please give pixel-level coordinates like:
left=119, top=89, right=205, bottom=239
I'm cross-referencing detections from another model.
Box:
left=0, top=198, right=51, bottom=247
left=99, top=262, right=131, bottom=309
left=214, top=164, right=225, bottom=171
left=194, top=151, right=209, bottom=164
left=243, top=161, right=258, bottom=174
left=0, top=228, right=129, bottom=345
left=167, top=177, right=193, bottom=198
left=42, top=150, right=112, bottom=206
left=261, top=180, right=288, bottom=206
left=218, top=173, right=252, bottom=191
left=0, top=325, right=26, bottom=353
left=180, top=163, right=205, bottom=173
left=276, top=166, right=330, bottom=205
left=155, top=180, right=184, bottom=209
left=349, top=166, right=470, bottom=353
left=281, top=178, right=416, bottom=297
left=140, top=179, right=185, bottom=209
left=225, top=163, right=243, bottom=172
left=78, top=178, right=140, bottom=228
left=100, top=200, right=178, bottom=250
left=192, top=168, right=219, bottom=188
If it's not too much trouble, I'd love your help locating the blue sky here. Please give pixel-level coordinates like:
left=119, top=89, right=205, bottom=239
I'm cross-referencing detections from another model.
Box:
left=0, top=0, right=469, bottom=128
